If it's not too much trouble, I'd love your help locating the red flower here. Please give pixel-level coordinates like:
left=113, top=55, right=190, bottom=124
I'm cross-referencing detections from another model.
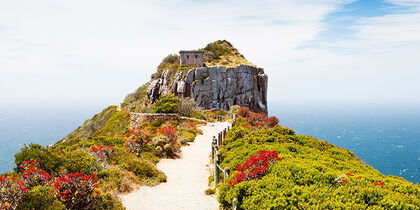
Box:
left=20, top=187, right=28, bottom=192
left=93, top=184, right=99, bottom=188
left=357, top=176, right=362, bottom=179
left=342, top=179, right=348, bottom=184
left=346, top=172, right=354, bottom=177
left=228, top=150, right=281, bottom=187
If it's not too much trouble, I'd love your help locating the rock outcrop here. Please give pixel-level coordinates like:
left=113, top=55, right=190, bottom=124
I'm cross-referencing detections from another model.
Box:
left=147, top=65, right=268, bottom=113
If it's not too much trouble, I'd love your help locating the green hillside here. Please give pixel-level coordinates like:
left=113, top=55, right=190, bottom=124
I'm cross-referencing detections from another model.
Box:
left=217, top=107, right=420, bottom=209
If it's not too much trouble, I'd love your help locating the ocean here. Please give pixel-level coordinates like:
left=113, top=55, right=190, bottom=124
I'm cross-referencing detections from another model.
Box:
left=0, top=103, right=419, bottom=184
left=0, top=103, right=108, bottom=175
left=270, top=103, right=420, bottom=184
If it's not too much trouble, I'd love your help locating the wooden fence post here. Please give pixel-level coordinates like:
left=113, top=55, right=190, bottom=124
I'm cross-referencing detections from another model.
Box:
left=224, top=167, right=230, bottom=178
left=212, top=136, right=216, bottom=159
left=214, top=150, right=220, bottom=185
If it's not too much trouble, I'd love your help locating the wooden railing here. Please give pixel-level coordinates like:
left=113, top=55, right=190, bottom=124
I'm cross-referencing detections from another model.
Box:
left=211, top=112, right=236, bottom=185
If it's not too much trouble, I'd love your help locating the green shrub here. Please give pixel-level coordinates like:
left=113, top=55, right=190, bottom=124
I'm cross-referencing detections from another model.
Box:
left=97, top=167, right=138, bottom=193
left=91, top=192, right=125, bottom=210
left=14, top=144, right=62, bottom=174
left=152, top=95, right=180, bottom=113
left=18, top=185, right=56, bottom=210
left=123, top=158, right=161, bottom=181
left=157, top=54, right=180, bottom=70
left=49, top=200, right=66, bottom=210
left=178, top=132, right=196, bottom=144
left=62, top=151, right=99, bottom=174
left=149, top=119, right=165, bottom=131
left=216, top=116, right=420, bottom=209
left=205, top=188, right=215, bottom=195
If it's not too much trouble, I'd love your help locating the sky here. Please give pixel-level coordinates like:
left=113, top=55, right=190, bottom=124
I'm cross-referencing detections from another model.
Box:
left=1, top=0, right=420, bottom=108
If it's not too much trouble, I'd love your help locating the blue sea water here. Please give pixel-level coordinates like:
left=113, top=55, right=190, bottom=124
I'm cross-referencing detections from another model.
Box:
left=0, top=103, right=109, bottom=174
left=270, top=103, right=420, bottom=184
left=0, top=103, right=419, bottom=184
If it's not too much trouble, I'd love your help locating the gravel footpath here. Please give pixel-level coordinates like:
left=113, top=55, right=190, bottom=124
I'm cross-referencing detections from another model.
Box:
left=120, top=122, right=231, bottom=210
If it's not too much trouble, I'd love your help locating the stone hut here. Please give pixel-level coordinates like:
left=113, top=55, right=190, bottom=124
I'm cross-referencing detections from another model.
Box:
left=180, top=50, right=204, bottom=67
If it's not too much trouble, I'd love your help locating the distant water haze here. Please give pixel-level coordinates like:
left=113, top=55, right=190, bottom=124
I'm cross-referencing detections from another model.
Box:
left=0, top=102, right=419, bottom=184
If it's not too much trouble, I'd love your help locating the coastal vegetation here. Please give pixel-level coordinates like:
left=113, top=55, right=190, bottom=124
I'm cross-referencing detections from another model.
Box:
left=216, top=107, right=420, bottom=209
left=0, top=94, right=206, bottom=209
left=201, top=40, right=254, bottom=67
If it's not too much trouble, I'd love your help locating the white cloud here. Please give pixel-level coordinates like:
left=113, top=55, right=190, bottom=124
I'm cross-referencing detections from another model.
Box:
left=268, top=0, right=420, bottom=104
left=1, top=0, right=418, bottom=106
left=0, top=0, right=344, bottom=103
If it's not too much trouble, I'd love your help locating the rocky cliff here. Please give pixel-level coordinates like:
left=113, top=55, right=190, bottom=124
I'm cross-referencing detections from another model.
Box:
left=147, top=64, right=268, bottom=113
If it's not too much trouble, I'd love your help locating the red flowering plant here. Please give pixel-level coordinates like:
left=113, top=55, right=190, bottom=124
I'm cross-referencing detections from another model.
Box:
left=51, top=172, right=99, bottom=209
left=374, top=181, right=385, bottom=187
left=203, top=109, right=229, bottom=121
left=90, top=144, right=114, bottom=162
left=124, top=126, right=155, bottom=156
left=0, top=175, right=26, bottom=210
left=227, top=150, right=282, bottom=187
left=157, top=124, right=178, bottom=142
left=236, top=107, right=252, bottom=117
left=19, top=159, right=51, bottom=187
left=180, top=122, right=197, bottom=130
left=236, top=107, right=280, bottom=130
left=1, top=159, right=52, bottom=209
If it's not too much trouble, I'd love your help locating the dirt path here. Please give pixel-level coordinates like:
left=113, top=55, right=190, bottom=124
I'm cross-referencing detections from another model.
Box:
left=120, top=122, right=231, bottom=210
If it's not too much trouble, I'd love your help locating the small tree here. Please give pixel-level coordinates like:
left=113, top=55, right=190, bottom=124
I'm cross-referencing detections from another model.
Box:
left=152, top=95, right=180, bottom=113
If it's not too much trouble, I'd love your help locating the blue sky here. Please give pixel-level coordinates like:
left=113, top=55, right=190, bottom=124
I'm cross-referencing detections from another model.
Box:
left=0, top=0, right=419, bottom=107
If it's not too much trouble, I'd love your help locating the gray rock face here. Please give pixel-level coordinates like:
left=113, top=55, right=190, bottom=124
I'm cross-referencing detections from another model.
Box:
left=147, top=65, right=268, bottom=113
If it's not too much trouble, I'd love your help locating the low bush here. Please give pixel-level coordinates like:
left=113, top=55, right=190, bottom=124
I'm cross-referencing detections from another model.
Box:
left=217, top=108, right=420, bottom=209
left=152, top=95, right=180, bottom=114
left=178, top=132, right=196, bottom=145
left=14, top=144, right=62, bottom=174
left=205, top=188, right=215, bottom=195
left=51, top=172, right=100, bottom=209
left=91, top=192, right=125, bottom=210
left=62, top=151, right=99, bottom=174
left=157, top=54, right=180, bottom=71
left=17, top=185, right=56, bottom=210
left=227, top=150, right=281, bottom=187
